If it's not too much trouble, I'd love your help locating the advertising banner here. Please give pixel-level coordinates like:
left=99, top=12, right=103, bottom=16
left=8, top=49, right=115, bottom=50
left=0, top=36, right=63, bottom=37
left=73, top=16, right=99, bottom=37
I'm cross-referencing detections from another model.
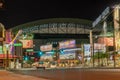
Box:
left=40, top=53, right=53, bottom=61
left=5, top=30, right=12, bottom=43
left=98, top=37, right=113, bottom=46
left=40, top=44, right=52, bottom=52
left=84, top=44, right=91, bottom=56
left=59, top=50, right=76, bottom=59
left=94, top=43, right=106, bottom=53
left=59, top=40, right=76, bottom=49
left=20, top=40, right=33, bottom=48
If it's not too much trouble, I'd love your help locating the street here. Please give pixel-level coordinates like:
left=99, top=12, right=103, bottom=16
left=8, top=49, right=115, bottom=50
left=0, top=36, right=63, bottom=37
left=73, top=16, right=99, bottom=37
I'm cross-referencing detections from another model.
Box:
left=0, top=70, right=49, bottom=80
left=10, top=68, right=120, bottom=80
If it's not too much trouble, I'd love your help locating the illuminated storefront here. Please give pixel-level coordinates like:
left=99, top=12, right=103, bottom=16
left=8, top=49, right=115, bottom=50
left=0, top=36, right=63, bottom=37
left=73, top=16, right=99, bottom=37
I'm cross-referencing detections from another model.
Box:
left=40, top=44, right=53, bottom=61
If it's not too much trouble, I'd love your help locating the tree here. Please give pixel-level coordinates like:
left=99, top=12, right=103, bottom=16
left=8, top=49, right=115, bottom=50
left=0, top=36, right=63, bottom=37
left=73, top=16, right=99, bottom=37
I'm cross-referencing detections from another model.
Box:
left=92, top=52, right=109, bottom=66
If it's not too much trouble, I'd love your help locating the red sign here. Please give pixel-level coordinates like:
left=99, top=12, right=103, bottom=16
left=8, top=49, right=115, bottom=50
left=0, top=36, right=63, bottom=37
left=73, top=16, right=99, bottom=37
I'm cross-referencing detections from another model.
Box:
left=98, top=37, right=113, bottom=46
left=20, top=40, right=33, bottom=48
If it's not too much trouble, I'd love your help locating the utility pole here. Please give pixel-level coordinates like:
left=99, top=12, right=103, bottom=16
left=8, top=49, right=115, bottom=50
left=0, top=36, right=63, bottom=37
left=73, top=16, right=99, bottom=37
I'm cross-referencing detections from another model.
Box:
left=90, top=30, right=94, bottom=67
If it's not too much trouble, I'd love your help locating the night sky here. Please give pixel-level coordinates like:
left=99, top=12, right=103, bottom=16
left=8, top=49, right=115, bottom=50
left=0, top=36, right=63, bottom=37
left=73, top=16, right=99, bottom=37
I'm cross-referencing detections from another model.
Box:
left=0, top=0, right=119, bottom=29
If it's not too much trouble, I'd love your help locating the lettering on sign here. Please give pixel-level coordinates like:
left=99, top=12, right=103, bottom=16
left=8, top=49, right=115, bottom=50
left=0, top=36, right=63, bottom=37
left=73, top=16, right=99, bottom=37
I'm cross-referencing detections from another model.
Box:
left=22, top=23, right=90, bottom=34
left=92, top=7, right=110, bottom=27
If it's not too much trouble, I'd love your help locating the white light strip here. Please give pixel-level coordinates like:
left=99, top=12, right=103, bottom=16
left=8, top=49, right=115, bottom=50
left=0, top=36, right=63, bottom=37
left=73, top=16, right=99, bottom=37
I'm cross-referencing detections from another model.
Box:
left=46, top=52, right=54, bottom=54
left=63, top=48, right=81, bottom=52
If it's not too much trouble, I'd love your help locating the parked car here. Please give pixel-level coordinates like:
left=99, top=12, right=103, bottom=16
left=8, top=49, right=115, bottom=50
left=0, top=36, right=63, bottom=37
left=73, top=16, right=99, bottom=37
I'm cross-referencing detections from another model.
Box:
left=32, top=61, right=45, bottom=70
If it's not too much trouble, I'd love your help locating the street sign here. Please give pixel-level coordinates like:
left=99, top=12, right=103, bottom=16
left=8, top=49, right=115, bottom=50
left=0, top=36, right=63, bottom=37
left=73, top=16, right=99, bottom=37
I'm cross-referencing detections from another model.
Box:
left=13, top=43, right=22, bottom=46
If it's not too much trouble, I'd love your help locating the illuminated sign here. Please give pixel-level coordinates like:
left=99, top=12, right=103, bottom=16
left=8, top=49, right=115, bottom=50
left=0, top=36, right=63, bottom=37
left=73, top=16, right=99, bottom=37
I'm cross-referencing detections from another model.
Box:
left=59, top=40, right=76, bottom=49
left=93, top=7, right=110, bottom=27
left=40, top=45, right=52, bottom=51
left=0, top=46, right=2, bottom=54
left=22, top=23, right=90, bottom=33
left=59, top=50, right=76, bottom=59
left=84, top=44, right=91, bottom=56
left=94, top=43, right=106, bottom=53
left=5, top=30, right=12, bottom=43
left=98, top=37, right=113, bottom=46
left=20, top=40, right=33, bottom=48
left=40, top=53, right=53, bottom=61
left=26, top=49, right=34, bottom=52
left=19, top=33, right=34, bottom=40
left=13, top=43, right=22, bottom=46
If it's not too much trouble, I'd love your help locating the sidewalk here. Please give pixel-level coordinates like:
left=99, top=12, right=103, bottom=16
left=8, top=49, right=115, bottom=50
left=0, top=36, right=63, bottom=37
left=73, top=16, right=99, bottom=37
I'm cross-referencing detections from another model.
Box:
left=0, top=70, right=49, bottom=80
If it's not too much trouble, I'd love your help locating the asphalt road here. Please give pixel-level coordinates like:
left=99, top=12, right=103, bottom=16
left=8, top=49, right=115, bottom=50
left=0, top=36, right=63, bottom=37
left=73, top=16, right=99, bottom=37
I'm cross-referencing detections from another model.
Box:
left=10, top=68, right=120, bottom=80
left=0, top=70, right=49, bottom=80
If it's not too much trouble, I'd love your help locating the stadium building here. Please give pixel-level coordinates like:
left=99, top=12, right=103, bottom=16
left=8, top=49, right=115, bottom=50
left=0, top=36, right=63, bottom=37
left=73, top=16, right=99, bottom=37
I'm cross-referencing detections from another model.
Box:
left=11, top=18, right=92, bottom=68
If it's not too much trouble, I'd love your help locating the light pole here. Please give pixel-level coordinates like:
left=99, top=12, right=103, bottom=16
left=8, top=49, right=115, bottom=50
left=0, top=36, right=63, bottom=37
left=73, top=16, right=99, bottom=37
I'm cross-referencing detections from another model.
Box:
left=90, top=30, right=94, bottom=67
left=90, top=30, right=98, bottom=67
left=90, top=30, right=101, bottom=67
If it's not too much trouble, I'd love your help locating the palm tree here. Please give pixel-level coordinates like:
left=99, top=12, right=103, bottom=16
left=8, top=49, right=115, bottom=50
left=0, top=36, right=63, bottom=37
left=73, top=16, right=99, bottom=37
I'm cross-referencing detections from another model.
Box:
left=93, top=52, right=109, bottom=67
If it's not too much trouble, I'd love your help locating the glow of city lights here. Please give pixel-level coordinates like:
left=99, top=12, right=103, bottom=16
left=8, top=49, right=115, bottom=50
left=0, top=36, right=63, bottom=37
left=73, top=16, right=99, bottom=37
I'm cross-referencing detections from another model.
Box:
left=46, top=51, right=54, bottom=54
left=63, top=48, right=81, bottom=52
left=60, top=50, right=64, bottom=54
left=39, top=51, right=43, bottom=56
left=24, top=56, right=29, bottom=61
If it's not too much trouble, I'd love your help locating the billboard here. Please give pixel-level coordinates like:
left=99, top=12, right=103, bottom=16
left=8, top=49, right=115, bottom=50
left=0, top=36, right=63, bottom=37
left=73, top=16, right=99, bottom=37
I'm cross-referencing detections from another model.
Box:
left=40, top=53, right=53, bottom=61
left=84, top=44, right=91, bottom=56
left=40, top=45, right=52, bottom=52
left=59, top=40, right=76, bottom=49
left=5, top=30, right=12, bottom=43
left=59, top=50, right=76, bottom=59
left=98, top=37, right=113, bottom=46
left=94, top=43, right=106, bottom=53
left=20, top=40, right=33, bottom=48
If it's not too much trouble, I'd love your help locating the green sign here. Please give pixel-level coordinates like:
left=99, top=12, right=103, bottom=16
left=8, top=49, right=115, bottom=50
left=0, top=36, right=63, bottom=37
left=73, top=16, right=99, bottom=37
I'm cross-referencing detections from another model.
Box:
left=0, top=46, right=2, bottom=50
left=26, top=49, right=33, bottom=52
left=0, top=46, right=2, bottom=54
left=14, top=43, right=22, bottom=46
